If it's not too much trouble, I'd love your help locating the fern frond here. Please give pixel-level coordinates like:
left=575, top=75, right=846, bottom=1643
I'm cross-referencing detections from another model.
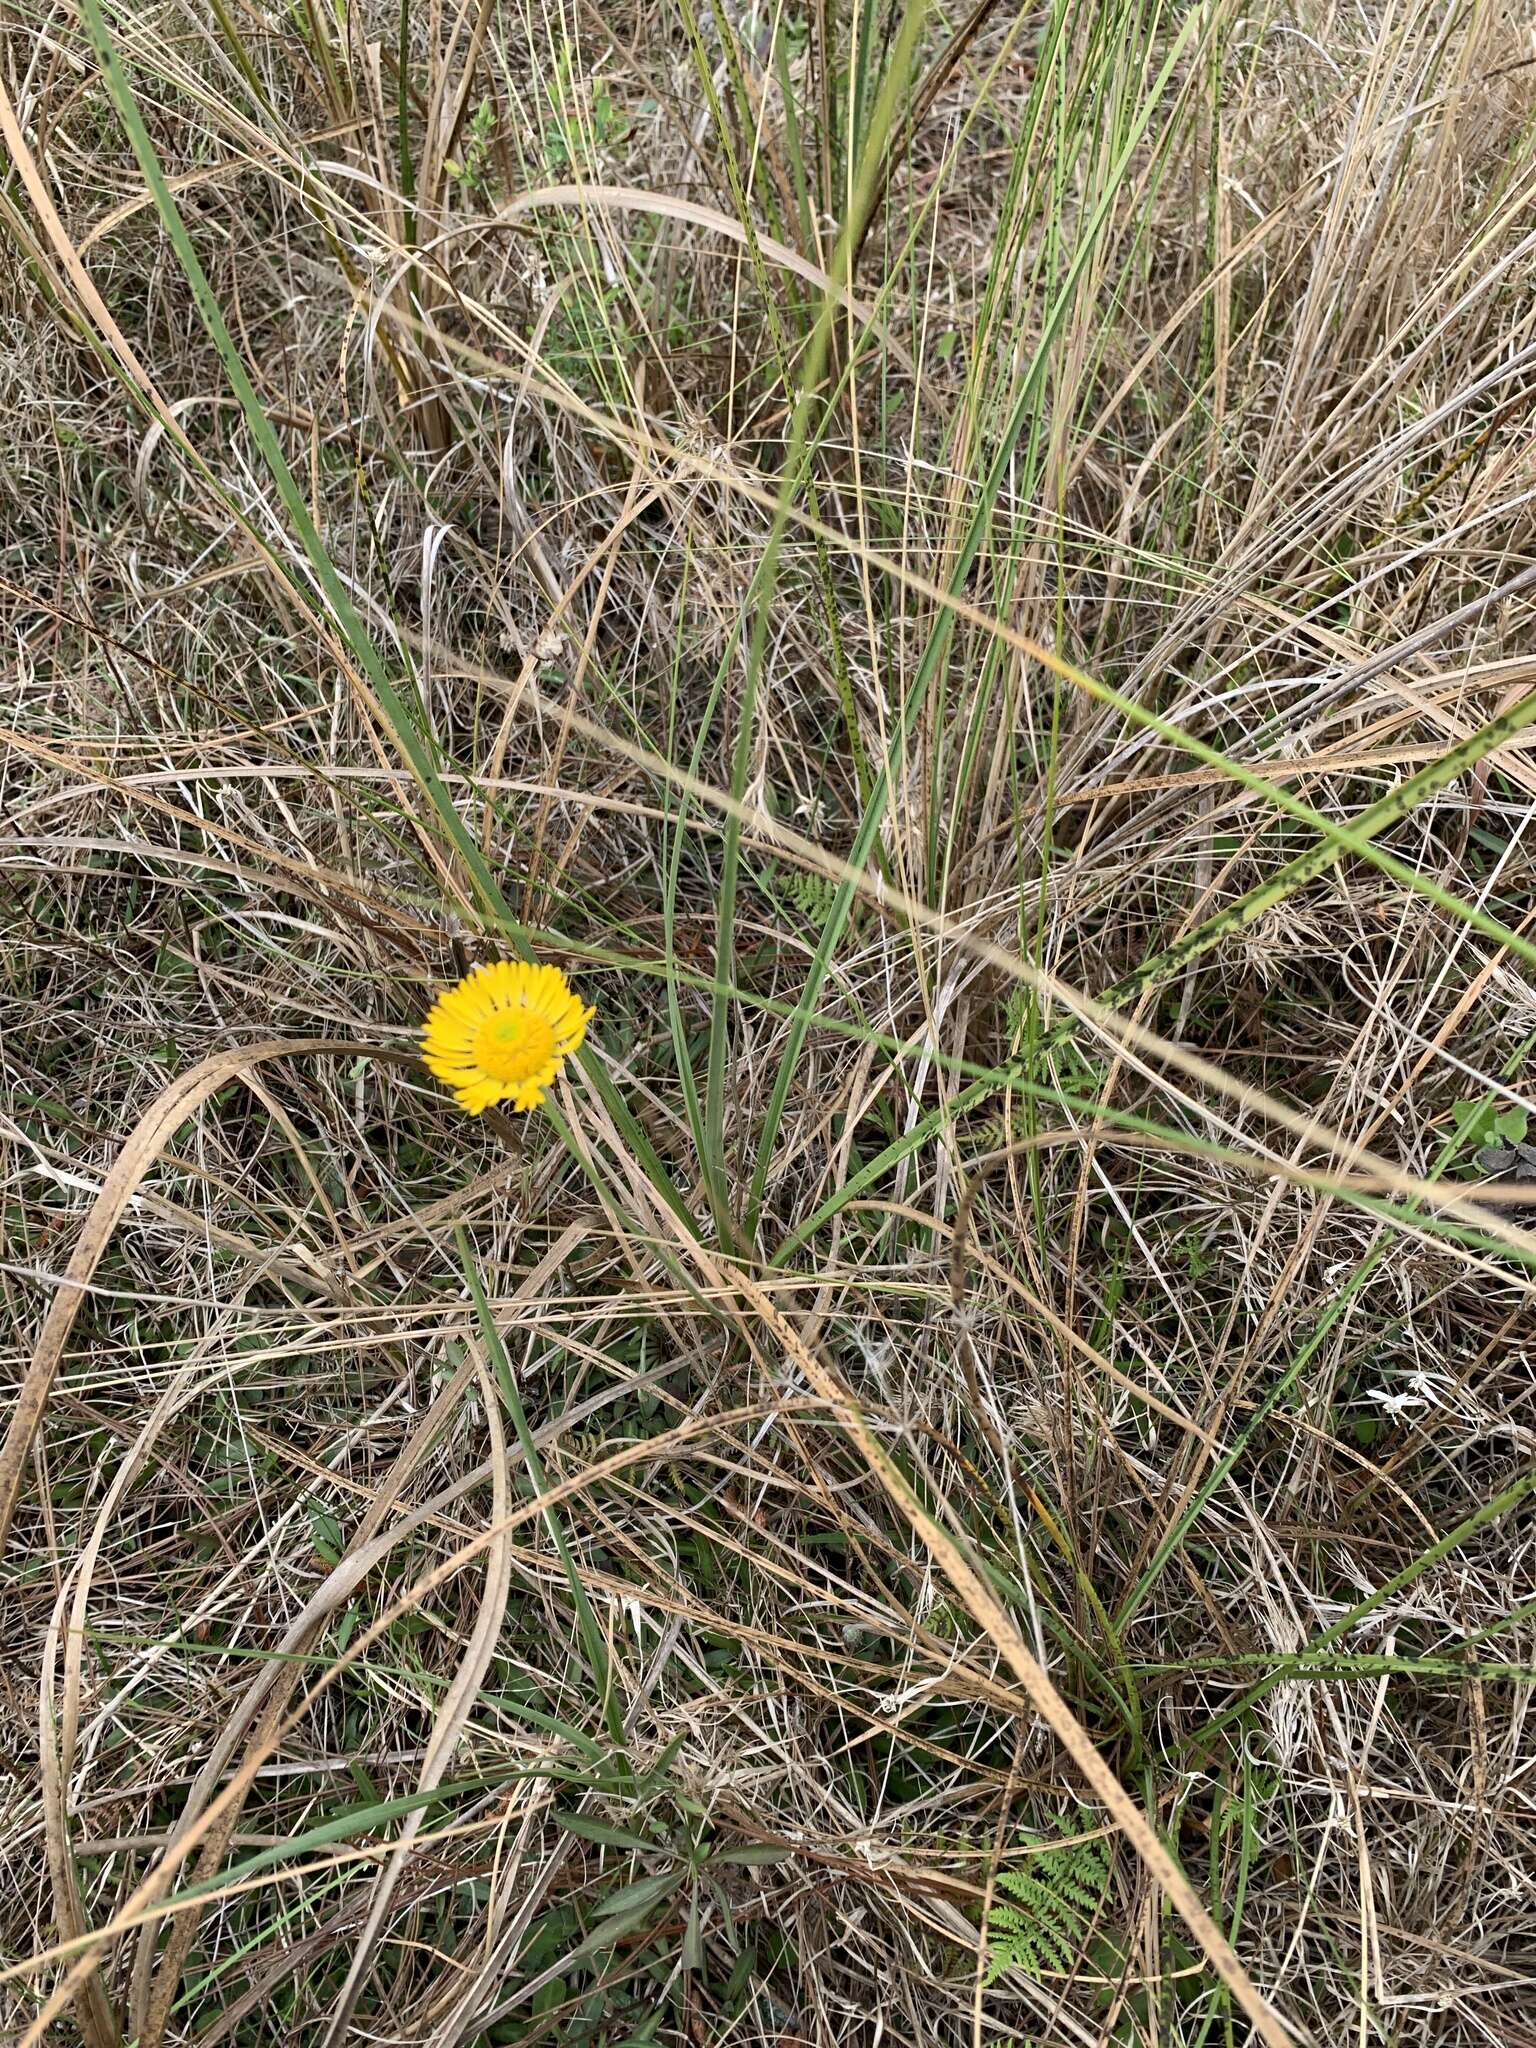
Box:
left=778, top=866, right=839, bottom=924
left=984, top=1830, right=1110, bottom=1986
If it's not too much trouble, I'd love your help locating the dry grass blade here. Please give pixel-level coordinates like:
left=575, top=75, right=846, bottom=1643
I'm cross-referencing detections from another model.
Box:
left=485, top=181, right=901, bottom=341
left=38, top=1329, right=272, bottom=2048
left=0, top=1040, right=369, bottom=1552
left=312, top=1343, right=512, bottom=2047
left=39, top=1591, right=122, bottom=2048
left=0, top=74, right=167, bottom=414
left=124, top=1222, right=587, bottom=2037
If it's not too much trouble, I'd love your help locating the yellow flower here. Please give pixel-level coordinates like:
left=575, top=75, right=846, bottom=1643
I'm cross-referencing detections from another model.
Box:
left=421, top=960, right=593, bottom=1115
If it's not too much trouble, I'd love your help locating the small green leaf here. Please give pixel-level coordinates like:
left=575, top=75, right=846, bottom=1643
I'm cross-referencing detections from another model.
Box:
left=1450, top=1095, right=1529, bottom=1155
left=681, top=1885, right=705, bottom=1969
left=556, top=1813, right=657, bottom=1850
left=531, top=1976, right=567, bottom=2017
left=306, top=1502, right=343, bottom=1563
left=594, top=1871, right=680, bottom=1918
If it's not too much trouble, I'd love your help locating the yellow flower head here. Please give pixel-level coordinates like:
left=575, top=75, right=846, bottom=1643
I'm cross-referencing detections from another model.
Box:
left=421, top=960, right=593, bottom=1115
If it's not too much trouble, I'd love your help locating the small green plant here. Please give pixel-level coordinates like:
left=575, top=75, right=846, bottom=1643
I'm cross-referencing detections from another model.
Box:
left=1449, top=1093, right=1529, bottom=1179
left=777, top=866, right=838, bottom=924
left=1449, top=1094, right=1527, bottom=1154
left=756, top=859, right=838, bottom=927
left=541, top=44, right=628, bottom=176
left=984, top=1826, right=1111, bottom=1985
left=1172, top=1227, right=1214, bottom=1280
left=445, top=96, right=497, bottom=196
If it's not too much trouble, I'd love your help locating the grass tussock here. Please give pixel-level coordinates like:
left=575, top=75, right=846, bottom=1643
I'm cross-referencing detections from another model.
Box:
left=4, top=1, right=1536, bottom=2042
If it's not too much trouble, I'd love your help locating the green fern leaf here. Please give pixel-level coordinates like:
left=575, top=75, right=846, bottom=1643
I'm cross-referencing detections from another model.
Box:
left=781, top=867, right=839, bottom=924
left=984, top=1829, right=1110, bottom=1986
